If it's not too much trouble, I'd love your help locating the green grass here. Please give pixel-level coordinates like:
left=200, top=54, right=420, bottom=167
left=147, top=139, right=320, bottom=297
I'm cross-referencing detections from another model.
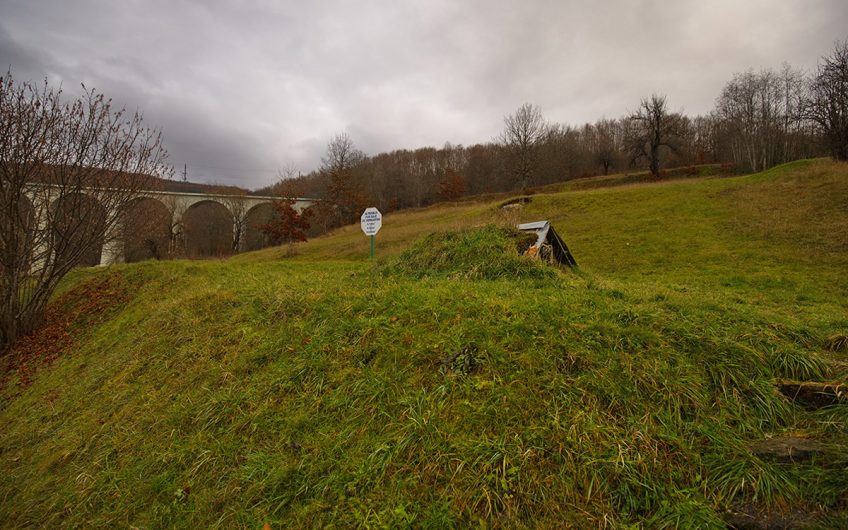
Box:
left=380, top=225, right=555, bottom=280
left=1, top=159, right=847, bottom=528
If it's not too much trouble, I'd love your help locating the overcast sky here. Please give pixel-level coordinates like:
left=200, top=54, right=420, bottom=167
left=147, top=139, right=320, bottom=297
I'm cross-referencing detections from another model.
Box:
left=1, top=0, right=846, bottom=188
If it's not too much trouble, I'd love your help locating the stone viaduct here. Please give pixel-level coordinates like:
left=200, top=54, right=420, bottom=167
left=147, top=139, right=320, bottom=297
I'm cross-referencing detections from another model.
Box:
left=22, top=183, right=315, bottom=266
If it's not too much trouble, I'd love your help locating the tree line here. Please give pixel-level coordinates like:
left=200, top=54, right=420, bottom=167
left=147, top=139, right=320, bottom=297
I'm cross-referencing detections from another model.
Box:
left=259, top=39, right=847, bottom=230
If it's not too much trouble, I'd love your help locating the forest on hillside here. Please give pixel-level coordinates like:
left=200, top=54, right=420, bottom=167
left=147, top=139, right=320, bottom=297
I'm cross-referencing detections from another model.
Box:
left=255, top=40, right=847, bottom=235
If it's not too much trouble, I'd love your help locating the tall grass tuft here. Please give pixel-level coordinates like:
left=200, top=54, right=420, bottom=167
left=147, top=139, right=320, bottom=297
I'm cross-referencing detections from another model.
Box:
left=768, top=348, right=827, bottom=381
left=824, top=334, right=848, bottom=353
left=380, top=225, right=557, bottom=280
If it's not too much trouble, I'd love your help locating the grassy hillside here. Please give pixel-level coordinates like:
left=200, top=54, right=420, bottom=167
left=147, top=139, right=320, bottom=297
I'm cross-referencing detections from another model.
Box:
left=1, top=159, right=846, bottom=528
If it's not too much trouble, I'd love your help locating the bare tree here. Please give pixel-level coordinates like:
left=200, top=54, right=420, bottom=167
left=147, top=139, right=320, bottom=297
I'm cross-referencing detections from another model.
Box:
left=500, top=103, right=547, bottom=189
left=807, top=39, right=848, bottom=161
left=322, top=133, right=368, bottom=224
left=278, top=162, right=300, bottom=183
left=0, top=71, right=169, bottom=351
left=155, top=192, right=188, bottom=258
left=625, top=94, right=683, bottom=178
left=691, top=115, right=720, bottom=164
left=715, top=67, right=808, bottom=172
left=537, top=123, right=585, bottom=183
left=322, top=133, right=365, bottom=176
left=589, top=118, right=622, bottom=175
left=778, top=63, right=808, bottom=162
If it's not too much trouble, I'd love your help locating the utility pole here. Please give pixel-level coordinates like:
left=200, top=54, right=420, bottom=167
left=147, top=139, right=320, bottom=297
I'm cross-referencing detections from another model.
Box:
left=182, top=164, right=188, bottom=182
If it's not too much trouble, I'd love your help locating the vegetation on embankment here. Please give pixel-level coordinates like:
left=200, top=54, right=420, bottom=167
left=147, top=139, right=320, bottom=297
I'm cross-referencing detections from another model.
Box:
left=1, top=159, right=846, bottom=528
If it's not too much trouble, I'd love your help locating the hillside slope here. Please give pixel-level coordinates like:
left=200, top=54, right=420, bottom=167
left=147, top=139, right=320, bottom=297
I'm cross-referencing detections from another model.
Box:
left=1, top=159, right=847, bottom=528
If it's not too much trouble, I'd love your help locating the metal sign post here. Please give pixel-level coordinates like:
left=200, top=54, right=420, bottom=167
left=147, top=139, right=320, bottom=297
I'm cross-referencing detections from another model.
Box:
left=360, top=207, right=382, bottom=258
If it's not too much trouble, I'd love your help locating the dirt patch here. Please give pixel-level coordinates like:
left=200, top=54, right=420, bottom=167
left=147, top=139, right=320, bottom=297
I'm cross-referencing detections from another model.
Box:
left=723, top=503, right=820, bottom=529
left=440, top=344, right=482, bottom=375
left=750, top=436, right=828, bottom=464
left=499, top=196, right=532, bottom=209
left=1, top=271, right=139, bottom=388
left=777, top=380, right=847, bottom=410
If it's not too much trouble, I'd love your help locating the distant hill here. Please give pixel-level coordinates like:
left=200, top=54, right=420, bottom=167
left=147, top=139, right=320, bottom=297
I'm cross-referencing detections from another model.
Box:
left=12, top=163, right=257, bottom=196
left=152, top=176, right=251, bottom=195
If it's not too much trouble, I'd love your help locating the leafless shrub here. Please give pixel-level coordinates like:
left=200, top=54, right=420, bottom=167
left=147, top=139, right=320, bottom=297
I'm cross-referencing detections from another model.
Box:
left=0, top=70, right=170, bottom=351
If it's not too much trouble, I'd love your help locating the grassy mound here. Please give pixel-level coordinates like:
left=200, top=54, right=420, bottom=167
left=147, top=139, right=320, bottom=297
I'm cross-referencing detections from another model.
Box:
left=1, top=160, right=846, bottom=528
left=380, top=225, right=556, bottom=280
left=558, top=163, right=734, bottom=191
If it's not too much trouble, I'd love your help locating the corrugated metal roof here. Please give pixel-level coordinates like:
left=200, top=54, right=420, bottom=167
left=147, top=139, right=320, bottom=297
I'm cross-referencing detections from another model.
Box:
left=517, top=221, right=549, bottom=231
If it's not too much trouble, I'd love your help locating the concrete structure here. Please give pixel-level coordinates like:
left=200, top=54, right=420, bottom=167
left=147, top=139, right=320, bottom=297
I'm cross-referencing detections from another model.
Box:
left=22, top=183, right=315, bottom=266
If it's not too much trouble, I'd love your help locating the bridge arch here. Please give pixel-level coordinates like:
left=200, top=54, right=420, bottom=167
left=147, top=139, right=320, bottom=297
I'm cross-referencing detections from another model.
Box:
left=121, top=197, right=172, bottom=262
left=183, top=200, right=233, bottom=258
left=51, top=192, right=106, bottom=267
left=20, top=184, right=315, bottom=266
left=243, top=202, right=275, bottom=251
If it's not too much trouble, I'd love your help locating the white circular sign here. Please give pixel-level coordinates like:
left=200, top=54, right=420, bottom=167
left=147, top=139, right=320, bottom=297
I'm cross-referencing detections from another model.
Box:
left=360, top=207, right=382, bottom=236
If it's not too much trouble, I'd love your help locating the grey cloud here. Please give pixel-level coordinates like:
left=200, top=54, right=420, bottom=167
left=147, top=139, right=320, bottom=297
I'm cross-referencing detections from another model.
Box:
left=1, top=0, right=846, bottom=188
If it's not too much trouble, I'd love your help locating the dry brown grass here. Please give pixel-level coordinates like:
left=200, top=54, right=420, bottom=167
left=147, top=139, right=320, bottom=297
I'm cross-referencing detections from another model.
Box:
left=724, top=160, right=848, bottom=256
